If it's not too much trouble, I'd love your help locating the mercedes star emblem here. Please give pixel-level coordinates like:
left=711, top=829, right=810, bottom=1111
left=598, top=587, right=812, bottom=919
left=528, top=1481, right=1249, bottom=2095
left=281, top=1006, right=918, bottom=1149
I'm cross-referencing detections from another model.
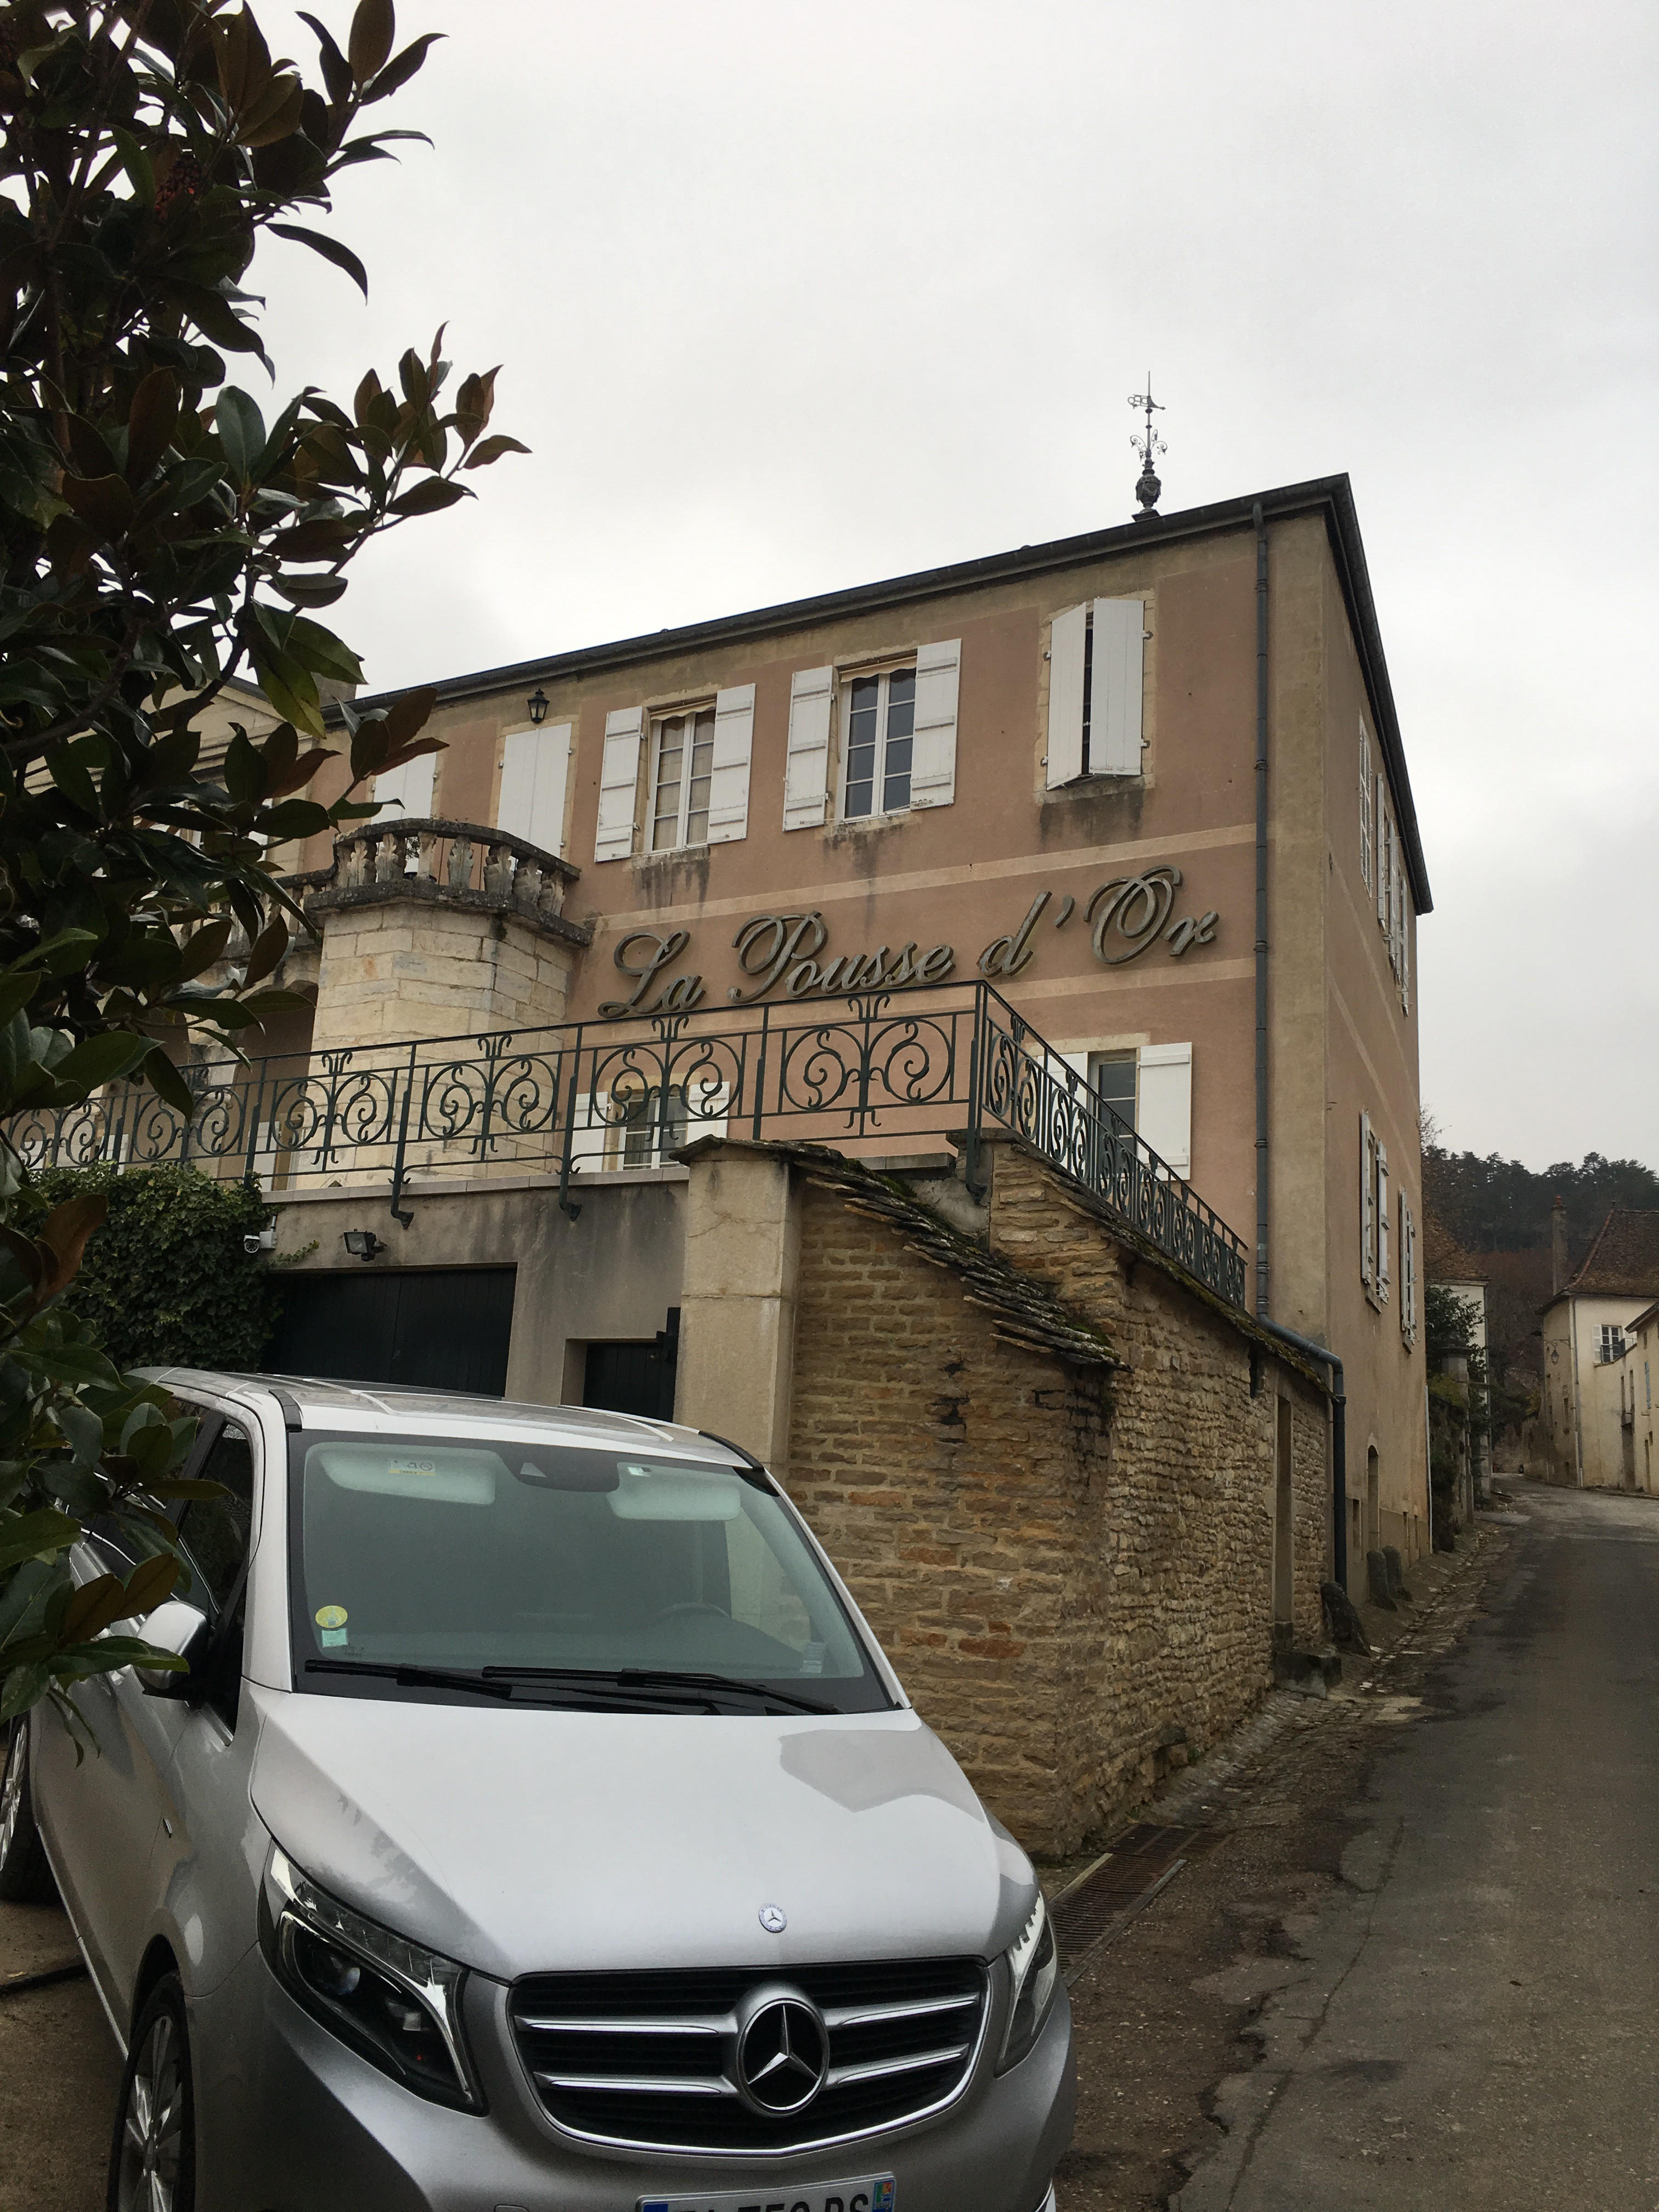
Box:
left=735, top=1993, right=830, bottom=2115
left=758, top=1903, right=787, bottom=1933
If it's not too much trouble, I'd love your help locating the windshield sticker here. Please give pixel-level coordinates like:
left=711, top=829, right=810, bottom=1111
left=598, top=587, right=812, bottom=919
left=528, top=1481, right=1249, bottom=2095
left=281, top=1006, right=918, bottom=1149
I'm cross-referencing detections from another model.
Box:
left=315, top=1605, right=348, bottom=1629
left=387, top=1461, right=437, bottom=1481
left=800, top=1641, right=828, bottom=1676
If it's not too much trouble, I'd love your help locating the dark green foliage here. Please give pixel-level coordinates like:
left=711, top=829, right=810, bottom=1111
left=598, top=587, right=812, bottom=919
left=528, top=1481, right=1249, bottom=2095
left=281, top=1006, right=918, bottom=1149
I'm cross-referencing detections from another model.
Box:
left=26, top=1166, right=278, bottom=1372
left=0, top=2, right=523, bottom=1724
left=1425, top=1146, right=1659, bottom=1262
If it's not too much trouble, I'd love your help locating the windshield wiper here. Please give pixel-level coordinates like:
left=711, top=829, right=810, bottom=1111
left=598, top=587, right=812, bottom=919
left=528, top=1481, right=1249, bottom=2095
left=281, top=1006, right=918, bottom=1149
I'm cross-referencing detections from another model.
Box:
left=482, top=1664, right=837, bottom=1715
left=306, top=1658, right=513, bottom=1700
left=304, top=1656, right=714, bottom=1714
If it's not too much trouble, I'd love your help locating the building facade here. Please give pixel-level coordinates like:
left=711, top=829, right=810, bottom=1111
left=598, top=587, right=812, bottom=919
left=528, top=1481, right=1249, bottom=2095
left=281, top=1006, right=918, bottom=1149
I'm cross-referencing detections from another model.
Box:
left=23, top=475, right=1434, bottom=1584
left=1539, top=1210, right=1659, bottom=1488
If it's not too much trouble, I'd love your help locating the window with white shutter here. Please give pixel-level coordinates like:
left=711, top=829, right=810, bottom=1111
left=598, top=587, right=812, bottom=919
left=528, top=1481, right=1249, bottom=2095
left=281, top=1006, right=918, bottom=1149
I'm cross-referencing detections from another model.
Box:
left=1046, top=600, right=1146, bottom=786
left=1137, top=1042, right=1193, bottom=1178
left=1359, top=723, right=1373, bottom=890
left=909, top=639, right=960, bottom=809
left=783, top=666, right=833, bottom=831
left=497, top=721, right=572, bottom=857
left=373, top=750, right=435, bottom=822
left=1399, top=881, right=1412, bottom=1015
left=707, top=684, right=754, bottom=844
left=1376, top=785, right=1390, bottom=930
left=1361, top=1111, right=1376, bottom=1290
left=594, top=707, right=643, bottom=863
left=1400, top=1194, right=1418, bottom=1348
left=648, top=705, right=715, bottom=851
left=1376, top=1140, right=1391, bottom=1304
left=842, top=664, right=917, bottom=817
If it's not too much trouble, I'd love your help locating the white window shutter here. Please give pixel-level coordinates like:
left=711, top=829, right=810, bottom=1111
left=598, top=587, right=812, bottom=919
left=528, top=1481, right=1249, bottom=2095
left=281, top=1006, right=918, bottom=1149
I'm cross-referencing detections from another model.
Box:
left=1359, top=724, right=1373, bottom=889
left=1091, top=599, right=1146, bottom=776
left=1401, top=1197, right=1417, bottom=1346
left=1137, top=1042, right=1192, bottom=1178
left=1400, top=883, right=1412, bottom=1014
left=707, top=684, right=754, bottom=844
left=910, top=639, right=960, bottom=809
left=1360, top=1111, right=1375, bottom=1289
left=373, top=751, right=435, bottom=821
left=783, top=667, right=833, bottom=830
left=498, top=720, right=572, bottom=857
left=1046, top=605, right=1088, bottom=788
left=595, top=707, right=643, bottom=862
left=1376, top=785, right=1390, bottom=928
left=1376, top=1141, right=1390, bottom=1303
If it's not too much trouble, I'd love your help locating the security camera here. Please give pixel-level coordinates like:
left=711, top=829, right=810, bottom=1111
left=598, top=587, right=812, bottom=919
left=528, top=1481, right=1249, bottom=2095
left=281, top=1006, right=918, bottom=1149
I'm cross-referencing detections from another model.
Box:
left=242, top=1234, right=262, bottom=1255
left=243, top=1224, right=276, bottom=1255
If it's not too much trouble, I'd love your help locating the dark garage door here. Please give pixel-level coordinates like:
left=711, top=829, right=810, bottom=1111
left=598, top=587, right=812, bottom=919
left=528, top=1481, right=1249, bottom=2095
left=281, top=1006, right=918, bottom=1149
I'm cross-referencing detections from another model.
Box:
left=268, top=1268, right=516, bottom=1397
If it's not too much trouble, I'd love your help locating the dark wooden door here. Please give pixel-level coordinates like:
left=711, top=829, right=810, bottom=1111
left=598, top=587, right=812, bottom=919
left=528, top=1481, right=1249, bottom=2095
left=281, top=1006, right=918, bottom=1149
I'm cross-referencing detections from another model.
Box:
left=583, top=1311, right=679, bottom=1421
left=269, top=1268, right=516, bottom=1397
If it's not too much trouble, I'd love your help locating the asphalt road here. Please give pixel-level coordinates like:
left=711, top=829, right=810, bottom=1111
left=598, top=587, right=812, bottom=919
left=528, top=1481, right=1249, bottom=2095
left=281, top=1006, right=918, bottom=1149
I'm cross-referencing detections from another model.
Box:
left=1177, top=1482, right=1659, bottom=2212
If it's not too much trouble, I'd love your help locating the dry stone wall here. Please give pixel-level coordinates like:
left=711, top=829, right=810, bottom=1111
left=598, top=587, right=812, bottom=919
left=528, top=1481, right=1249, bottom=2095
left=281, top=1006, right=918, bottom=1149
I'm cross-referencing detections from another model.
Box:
left=782, top=1141, right=1330, bottom=1858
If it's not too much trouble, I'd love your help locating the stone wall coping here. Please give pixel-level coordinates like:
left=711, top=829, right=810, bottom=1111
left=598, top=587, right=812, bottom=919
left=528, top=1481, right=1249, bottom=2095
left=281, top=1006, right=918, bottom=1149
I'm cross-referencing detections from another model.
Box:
left=302, top=877, right=592, bottom=952
left=680, top=1135, right=1115, bottom=1378
left=981, top=1132, right=1333, bottom=1394
left=264, top=1163, right=690, bottom=1207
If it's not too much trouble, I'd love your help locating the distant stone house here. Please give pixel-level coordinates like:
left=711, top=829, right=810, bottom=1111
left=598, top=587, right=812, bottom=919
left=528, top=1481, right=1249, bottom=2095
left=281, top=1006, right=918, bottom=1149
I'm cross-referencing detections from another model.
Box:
left=1539, top=1209, right=1659, bottom=1489
left=1626, top=1302, right=1659, bottom=1495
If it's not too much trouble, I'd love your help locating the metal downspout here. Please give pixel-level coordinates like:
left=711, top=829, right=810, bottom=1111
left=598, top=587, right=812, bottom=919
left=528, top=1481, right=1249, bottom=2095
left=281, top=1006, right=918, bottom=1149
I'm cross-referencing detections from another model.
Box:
left=1255, top=1314, right=1348, bottom=1589
left=1254, top=502, right=1270, bottom=1320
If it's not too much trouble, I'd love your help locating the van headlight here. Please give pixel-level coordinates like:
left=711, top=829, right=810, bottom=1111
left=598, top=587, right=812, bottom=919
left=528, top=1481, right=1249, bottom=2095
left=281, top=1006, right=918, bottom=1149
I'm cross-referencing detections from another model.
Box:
left=259, top=1841, right=481, bottom=2110
left=997, top=1891, right=1059, bottom=2072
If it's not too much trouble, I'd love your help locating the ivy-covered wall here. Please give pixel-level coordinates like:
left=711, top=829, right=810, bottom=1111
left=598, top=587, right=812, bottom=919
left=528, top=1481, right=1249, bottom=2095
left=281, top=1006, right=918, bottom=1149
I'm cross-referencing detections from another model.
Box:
left=27, top=1166, right=281, bottom=1374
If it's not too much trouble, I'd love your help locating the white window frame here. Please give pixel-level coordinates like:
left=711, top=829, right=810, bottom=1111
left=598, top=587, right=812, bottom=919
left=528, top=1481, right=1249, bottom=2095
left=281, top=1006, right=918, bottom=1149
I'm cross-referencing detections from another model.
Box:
left=647, top=701, right=718, bottom=854
left=606, top=1078, right=731, bottom=1171
left=839, top=659, right=917, bottom=822
left=1376, top=1139, right=1391, bottom=1305
left=1085, top=1049, right=1138, bottom=1132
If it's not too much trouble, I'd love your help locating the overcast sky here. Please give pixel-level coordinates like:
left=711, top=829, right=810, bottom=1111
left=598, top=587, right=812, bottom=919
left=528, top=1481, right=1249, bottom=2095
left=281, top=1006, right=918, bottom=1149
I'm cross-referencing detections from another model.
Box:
left=255, top=0, right=1657, bottom=1173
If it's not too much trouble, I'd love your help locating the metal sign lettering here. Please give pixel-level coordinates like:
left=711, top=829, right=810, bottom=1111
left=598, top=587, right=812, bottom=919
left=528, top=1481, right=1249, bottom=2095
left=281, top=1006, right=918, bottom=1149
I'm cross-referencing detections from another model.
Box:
left=595, top=874, right=1221, bottom=1018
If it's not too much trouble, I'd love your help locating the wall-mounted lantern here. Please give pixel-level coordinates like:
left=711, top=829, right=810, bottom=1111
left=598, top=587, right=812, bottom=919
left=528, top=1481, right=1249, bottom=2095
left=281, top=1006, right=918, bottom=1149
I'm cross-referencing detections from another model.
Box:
left=527, top=686, right=549, bottom=727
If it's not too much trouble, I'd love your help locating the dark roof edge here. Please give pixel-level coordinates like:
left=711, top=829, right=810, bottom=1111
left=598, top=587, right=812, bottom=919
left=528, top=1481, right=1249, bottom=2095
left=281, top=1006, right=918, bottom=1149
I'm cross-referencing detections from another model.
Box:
left=346, top=472, right=1430, bottom=912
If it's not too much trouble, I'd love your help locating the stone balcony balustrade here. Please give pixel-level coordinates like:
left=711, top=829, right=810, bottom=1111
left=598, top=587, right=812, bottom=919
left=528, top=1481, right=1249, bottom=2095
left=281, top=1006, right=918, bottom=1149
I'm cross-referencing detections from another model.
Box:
left=290, top=816, right=588, bottom=950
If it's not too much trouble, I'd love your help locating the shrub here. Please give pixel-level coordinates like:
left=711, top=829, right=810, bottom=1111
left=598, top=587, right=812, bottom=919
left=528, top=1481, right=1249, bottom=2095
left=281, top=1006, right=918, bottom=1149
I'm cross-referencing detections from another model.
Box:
left=27, top=1166, right=280, bottom=1375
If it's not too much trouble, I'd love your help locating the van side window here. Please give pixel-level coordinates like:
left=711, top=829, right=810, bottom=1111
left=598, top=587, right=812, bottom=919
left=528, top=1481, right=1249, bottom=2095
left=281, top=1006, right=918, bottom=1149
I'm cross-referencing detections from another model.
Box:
left=177, top=1421, right=255, bottom=1617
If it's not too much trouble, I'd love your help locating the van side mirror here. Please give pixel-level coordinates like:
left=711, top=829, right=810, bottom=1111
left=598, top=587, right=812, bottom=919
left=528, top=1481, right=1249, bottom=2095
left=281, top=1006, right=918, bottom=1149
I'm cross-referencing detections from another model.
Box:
left=134, top=1600, right=212, bottom=1700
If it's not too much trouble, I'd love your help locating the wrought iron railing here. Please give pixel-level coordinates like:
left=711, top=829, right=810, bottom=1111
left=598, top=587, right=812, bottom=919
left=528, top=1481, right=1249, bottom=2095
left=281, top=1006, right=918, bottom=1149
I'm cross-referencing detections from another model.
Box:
left=8, top=983, right=1248, bottom=1306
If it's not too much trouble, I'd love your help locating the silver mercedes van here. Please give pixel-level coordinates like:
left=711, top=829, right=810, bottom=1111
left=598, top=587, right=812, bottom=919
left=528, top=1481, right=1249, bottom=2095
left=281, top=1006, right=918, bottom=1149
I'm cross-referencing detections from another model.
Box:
left=1, top=1373, right=1073, bottom=2211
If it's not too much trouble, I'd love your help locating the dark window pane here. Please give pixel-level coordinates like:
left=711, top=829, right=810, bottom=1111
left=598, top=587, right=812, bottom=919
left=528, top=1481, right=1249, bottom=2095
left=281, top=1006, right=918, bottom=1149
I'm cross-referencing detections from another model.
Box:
left=883, top=733, right=912, bottom=813
left=1090, top=1054, right=1137, bottom=1131
left=1081, top=612, right=1094, bottom=773
left=176, top=1423, right=254, bottom=1615
left=844, top=776, right=873, bottom=818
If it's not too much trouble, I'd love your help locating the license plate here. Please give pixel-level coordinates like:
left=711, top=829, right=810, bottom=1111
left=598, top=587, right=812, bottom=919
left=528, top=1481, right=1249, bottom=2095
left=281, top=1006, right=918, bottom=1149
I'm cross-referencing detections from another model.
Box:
left=640, top=2181, right=895, bottom=2212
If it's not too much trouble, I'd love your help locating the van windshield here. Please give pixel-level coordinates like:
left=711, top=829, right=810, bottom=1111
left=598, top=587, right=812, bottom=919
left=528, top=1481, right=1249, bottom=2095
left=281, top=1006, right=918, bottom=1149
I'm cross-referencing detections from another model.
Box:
left=288, top=1432, right=890, bottom=1713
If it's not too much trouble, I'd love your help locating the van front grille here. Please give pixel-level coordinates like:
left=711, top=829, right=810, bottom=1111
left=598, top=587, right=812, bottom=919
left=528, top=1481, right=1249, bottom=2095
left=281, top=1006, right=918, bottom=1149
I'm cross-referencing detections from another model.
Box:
left=509, top=1957, right=988, bottom=2153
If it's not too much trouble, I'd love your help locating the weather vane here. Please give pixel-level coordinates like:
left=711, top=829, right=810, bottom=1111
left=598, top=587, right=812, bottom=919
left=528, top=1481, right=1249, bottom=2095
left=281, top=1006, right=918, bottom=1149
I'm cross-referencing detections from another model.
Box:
left=1128, top=374, right=1165, bottom=521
